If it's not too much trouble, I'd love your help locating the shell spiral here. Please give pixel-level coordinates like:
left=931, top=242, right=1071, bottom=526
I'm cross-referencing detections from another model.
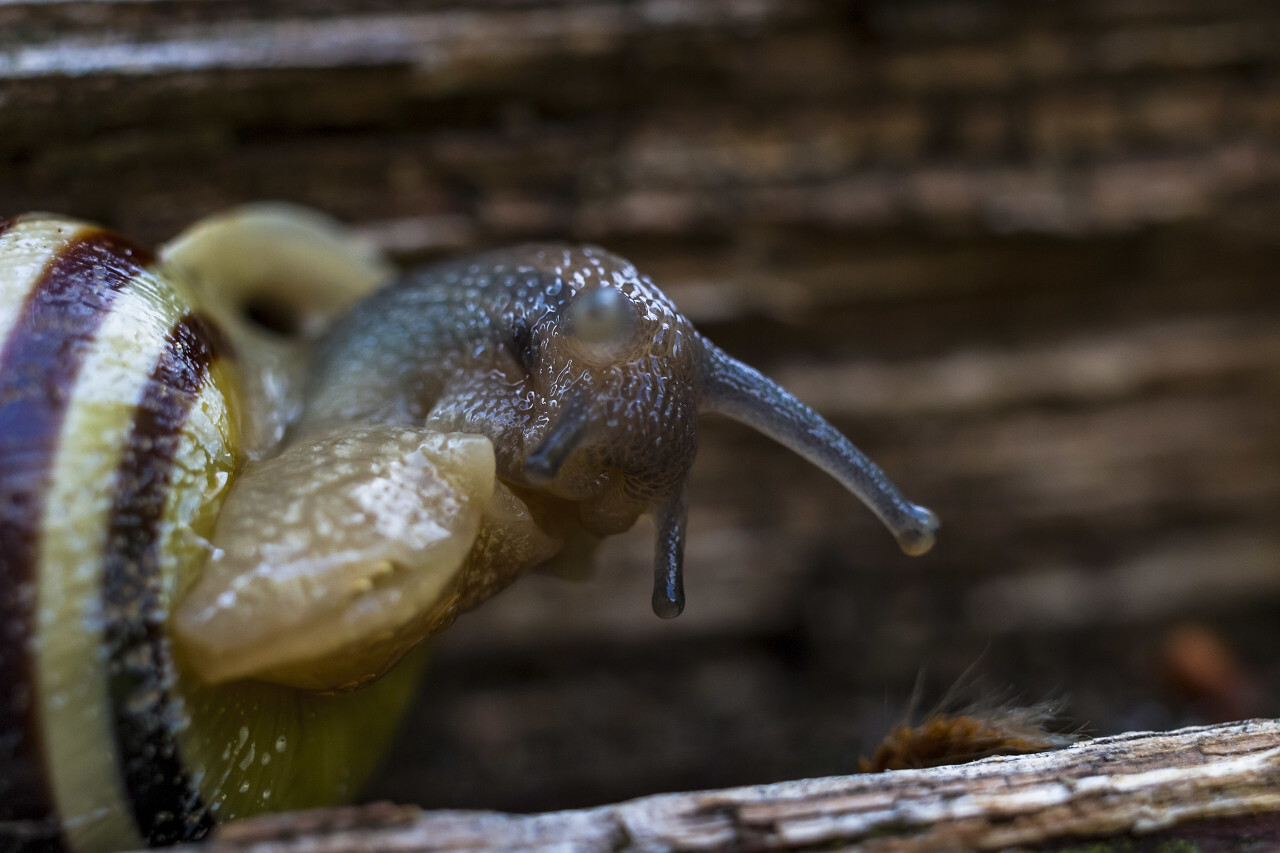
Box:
left=0, top=216, right=419, bottom=853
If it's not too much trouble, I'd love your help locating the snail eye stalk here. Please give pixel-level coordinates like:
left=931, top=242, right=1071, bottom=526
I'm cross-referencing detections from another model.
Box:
left=700, top=343, right=938, bottom=557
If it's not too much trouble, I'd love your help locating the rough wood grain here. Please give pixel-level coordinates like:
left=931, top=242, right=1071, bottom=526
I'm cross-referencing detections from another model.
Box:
left=4, top=0, right=1280, bottom=246
left=3, top=0, right=1280, bottom=832
left=193, top=721, right=1280, bottom=852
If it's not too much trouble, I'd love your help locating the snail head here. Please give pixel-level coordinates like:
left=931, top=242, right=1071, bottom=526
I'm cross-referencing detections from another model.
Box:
left=482, top=245, right=938, bottom=620
left=309, top=243, right=937, bottom=623
left=509, top=249, right=701, bottom=618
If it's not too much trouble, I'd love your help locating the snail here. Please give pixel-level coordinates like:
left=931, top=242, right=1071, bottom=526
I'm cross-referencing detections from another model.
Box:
left=0, top=205, right=938, bottom=853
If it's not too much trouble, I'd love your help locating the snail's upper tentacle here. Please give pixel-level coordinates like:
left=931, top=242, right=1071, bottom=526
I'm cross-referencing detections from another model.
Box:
left=698, top=342, right=939, bottom=557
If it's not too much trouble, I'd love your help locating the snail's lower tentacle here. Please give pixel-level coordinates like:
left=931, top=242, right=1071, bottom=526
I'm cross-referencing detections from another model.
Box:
left=525, top=393, right=590, bottom=482
left=699, top=343, right=939, bottom=556
left=651, top=487, right=688, bottom=619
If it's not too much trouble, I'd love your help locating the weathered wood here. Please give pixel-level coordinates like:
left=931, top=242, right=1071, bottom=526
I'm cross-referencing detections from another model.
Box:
left=4, top=0, right=1280, bottom=833
left=194, top=721, right=1280, bottom=852
left=4, top=0, right=1280, bottom=245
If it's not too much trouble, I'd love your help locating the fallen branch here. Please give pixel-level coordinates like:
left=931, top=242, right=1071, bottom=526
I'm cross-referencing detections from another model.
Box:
left=198, top=719, right=1280, bottom=852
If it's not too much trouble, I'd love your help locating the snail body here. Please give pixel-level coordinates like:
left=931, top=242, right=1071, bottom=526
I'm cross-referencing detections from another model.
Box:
left=0, top=207, right=937, bottom=852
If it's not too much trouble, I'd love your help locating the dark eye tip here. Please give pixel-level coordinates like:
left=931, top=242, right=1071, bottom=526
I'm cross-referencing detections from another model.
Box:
left=895, top=505, right=940, bottom=556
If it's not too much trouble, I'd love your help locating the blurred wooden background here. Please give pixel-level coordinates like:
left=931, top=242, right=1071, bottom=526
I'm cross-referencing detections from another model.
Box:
left=4, top=0, right=1280, bottom=815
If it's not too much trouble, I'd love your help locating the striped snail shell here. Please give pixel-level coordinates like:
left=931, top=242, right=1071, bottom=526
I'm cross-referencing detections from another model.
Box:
left=0, top=209, right=419, bottom=853
left=0, top=206, right=939, bottom=852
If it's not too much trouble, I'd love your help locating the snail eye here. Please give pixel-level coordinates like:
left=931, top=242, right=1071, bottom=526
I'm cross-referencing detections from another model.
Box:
left=563, top=287, right=639, bottom=356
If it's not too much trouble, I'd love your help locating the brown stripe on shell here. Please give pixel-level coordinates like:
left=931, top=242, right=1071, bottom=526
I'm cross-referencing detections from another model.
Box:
left=0, top=229, right=154, bottom=848
left=102, top=314, right=219, bottom=846
left=189, top=303, right=235, bottom=363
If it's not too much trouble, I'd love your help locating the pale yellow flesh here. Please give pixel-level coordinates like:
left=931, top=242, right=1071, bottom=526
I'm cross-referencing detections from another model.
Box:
left=161, top=204, right=395, bottom=454
left=166, top=392, right=424, bottom=827
left=160, top=202, right=392, bottom=340
left=174, top=428, right=496, bottom=691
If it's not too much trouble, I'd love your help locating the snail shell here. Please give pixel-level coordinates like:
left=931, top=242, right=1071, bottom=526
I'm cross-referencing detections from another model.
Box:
left=0, top=206, right=939, bottom=852
left=0, top=212, right=420, bottom=853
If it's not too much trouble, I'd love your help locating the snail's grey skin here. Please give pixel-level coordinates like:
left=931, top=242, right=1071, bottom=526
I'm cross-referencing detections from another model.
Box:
left=298, top=244, right=939, bottom=618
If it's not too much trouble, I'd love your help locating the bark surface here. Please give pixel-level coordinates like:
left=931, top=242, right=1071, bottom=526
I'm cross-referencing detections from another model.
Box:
left=201, top=721, right=1280, bottom=852
left=3, top=0, right=1280, bottom=845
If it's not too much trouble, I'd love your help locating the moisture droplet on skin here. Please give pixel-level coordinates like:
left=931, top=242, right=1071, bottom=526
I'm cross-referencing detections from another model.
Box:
left=174, top=428, right=497, bottom=690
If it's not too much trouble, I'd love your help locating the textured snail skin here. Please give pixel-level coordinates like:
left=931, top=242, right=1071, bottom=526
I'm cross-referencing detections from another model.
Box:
left=301, top=245, right=702, bottom=543
left=298, top=243, right=938, bottom=619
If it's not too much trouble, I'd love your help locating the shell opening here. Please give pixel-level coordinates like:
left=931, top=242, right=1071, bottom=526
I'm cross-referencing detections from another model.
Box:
left=240, top=294, right=305, bottom=338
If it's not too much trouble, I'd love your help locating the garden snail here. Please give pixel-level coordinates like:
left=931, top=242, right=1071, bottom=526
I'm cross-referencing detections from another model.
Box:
left=0, top=205, right=938, bottom=852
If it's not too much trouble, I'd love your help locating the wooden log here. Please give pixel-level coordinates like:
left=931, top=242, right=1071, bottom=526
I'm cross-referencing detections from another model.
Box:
left=3, top=0, right=1280, bottom=246
left=4, top=0, right=1280, bottom=830
left=194, top=720, right=1280, bottom=852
